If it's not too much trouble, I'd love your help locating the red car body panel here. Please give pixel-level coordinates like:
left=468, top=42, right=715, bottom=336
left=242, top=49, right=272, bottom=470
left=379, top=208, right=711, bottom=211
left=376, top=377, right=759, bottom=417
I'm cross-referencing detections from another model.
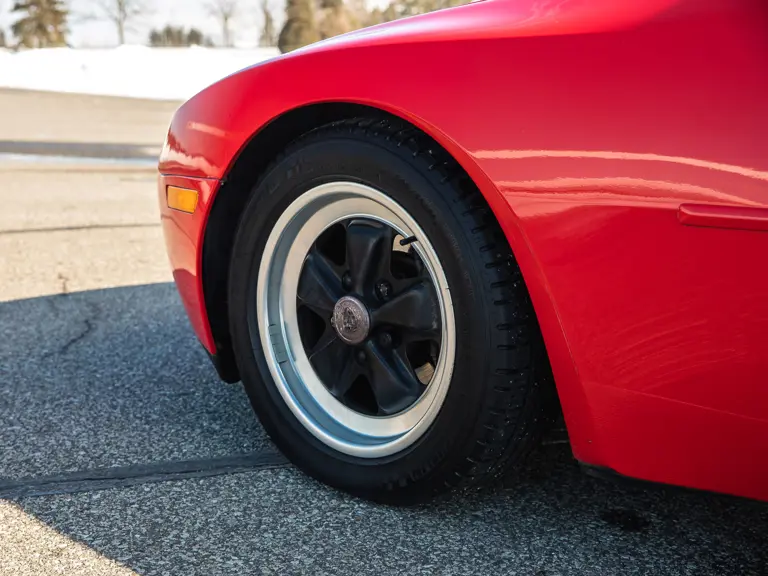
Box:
left=158, top=0, right=768, bottom=500
left=158, top=174, right=220, bottom=351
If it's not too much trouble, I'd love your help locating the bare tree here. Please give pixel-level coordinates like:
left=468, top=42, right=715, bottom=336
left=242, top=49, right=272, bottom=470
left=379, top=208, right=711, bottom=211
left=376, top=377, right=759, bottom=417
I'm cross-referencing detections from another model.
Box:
left=95, top=0, right=145, bottom=45
left=207, top=0, right=238, bottom=47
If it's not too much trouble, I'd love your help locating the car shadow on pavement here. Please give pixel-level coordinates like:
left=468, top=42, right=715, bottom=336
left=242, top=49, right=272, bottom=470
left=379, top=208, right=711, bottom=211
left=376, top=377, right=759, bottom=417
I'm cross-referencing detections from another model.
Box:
left=7, top=444, right=768, bottom=576
left=0, top=282, right=270, bottom=481
left=1, top=283, right=767, bottom=576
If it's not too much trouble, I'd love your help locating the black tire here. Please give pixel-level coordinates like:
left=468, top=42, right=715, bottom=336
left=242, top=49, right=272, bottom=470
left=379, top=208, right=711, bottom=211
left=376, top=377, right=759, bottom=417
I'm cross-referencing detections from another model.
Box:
left=228, top=117, right=554, bottom=504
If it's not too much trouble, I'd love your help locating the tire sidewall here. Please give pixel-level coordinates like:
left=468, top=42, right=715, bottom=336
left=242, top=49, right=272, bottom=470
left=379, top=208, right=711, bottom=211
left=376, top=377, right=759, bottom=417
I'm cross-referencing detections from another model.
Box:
left=229, top=136, right=495, bottom=499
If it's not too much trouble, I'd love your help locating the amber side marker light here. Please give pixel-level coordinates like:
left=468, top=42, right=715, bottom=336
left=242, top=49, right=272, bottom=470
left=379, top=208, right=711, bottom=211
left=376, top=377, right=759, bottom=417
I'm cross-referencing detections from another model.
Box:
left=167, top=186, right=198, bottom=214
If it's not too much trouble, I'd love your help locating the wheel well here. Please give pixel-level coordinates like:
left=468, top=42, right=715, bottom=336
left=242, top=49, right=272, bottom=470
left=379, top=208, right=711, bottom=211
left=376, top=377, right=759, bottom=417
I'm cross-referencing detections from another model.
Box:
left=202, top=102, right=501, bottom=383
left=203, top=103, right=390, bottom=381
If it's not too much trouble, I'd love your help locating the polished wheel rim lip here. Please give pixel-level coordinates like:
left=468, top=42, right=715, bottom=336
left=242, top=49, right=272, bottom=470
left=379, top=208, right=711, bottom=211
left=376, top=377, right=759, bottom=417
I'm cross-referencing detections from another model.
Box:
left=255, top=182, right=456, bottom=458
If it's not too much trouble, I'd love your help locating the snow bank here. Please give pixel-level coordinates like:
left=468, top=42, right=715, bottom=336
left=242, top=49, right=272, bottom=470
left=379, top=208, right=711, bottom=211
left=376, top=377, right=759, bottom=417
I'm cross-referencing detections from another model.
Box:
left=0, top=46, right=281, bottom=101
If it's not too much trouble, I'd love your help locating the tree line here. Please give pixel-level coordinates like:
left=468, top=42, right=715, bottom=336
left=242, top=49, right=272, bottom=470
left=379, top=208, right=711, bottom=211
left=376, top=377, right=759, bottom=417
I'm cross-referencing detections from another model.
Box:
left=1, top=0, right=467, bottom=52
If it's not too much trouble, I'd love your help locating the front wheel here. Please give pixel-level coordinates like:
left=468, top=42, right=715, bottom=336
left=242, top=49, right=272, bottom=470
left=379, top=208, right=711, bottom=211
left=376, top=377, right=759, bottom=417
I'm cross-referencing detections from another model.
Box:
left=229, top=118, right=553, bottom=504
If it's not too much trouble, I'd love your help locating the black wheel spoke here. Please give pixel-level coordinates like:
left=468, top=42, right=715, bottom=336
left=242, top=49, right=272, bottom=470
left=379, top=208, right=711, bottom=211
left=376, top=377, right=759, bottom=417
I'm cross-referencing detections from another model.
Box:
left=306, top=324, right=337, bottom=357
left=309, top=334, right=358, bottom=398
left=389, top=250, right=426, bottom=295
left=297, top=249, right=344, bottom=315
left=295, top=215, right=441, bottom=417
left=365, top=341, right=423, bottom=416
left=345, top=220, right=392, bottom=296
left=371, top=282, right=441, bottom=339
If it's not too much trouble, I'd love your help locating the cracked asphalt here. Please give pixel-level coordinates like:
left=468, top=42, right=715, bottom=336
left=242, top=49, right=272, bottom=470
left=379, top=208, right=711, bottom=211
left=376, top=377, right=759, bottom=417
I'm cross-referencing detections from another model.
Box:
left=0, top=89, right=766, bottom=576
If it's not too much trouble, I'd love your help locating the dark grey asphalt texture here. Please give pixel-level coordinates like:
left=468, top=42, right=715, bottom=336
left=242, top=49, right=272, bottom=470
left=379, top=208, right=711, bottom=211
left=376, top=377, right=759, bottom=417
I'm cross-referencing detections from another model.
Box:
left=15, top=453, right=768, bottom=576
left=0, top=91, right=766, bottom=575
left=0, top=283, right=272, bottom=479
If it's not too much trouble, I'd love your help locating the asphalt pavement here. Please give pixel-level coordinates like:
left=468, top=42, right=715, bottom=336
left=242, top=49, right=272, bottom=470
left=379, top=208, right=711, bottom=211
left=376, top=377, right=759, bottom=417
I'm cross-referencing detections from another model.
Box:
left=0, top=89, right=766, bottom=576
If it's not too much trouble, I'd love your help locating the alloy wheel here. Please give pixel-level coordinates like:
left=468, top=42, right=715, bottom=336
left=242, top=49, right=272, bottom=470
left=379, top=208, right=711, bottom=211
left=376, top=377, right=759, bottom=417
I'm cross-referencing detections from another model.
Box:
left=255, top=182, right=456, bottom=458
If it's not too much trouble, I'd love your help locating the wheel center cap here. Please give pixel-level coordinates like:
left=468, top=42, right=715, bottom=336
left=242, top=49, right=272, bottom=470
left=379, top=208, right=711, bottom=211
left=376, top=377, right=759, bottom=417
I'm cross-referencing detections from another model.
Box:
left=331, top=296, right=371, bottom=345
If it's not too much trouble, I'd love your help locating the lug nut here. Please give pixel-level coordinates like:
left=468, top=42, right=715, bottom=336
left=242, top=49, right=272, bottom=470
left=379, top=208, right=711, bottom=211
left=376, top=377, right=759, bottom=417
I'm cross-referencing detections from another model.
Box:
left=342, top=272, right=353, bottom=290
left=356, top=350, right=367, bottom=363
left=375, top=280, right=392, bottom=301
left=379, top=332, right=393, bottom=348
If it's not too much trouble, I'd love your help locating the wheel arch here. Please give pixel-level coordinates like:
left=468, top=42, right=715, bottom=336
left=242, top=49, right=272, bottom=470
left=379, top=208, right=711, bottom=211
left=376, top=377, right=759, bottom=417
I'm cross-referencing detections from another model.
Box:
left=201, top=102, right=375, bottom=383
left=202, top=101, right=593, bottom=463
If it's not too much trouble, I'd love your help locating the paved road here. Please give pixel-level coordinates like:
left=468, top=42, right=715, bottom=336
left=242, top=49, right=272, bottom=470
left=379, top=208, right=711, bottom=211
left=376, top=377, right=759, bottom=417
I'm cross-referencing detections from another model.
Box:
left=0, top=90, right=766, bottom=576
left=0, top=89, right=178, bottom=145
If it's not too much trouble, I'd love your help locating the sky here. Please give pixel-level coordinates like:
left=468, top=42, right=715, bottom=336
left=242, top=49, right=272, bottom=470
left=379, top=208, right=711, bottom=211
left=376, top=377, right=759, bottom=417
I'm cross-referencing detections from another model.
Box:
left=0, top=0, right=383, bottom=48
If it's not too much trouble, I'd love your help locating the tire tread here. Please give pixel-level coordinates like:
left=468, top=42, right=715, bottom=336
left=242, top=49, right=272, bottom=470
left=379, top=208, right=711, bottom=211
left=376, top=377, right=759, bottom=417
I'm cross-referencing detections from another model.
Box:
left=235, top=115, right=555, bottom=501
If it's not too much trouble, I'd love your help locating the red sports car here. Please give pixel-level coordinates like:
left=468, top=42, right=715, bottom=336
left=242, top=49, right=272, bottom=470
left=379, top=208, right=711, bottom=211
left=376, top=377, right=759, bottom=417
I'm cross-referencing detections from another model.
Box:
left=158, top=0, right=768, bottom=504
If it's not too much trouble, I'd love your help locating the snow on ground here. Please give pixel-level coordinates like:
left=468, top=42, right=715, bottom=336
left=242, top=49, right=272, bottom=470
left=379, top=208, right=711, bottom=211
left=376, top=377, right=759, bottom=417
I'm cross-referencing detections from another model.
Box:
left=0, top=46, right=281, bottom=101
